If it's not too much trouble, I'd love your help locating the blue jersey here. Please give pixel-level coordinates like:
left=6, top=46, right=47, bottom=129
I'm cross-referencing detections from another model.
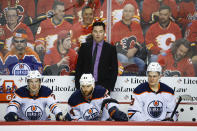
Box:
left=4, top=47, right=42, bottom=75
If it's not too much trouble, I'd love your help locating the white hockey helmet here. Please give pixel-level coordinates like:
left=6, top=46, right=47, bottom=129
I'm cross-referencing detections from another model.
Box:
left=80, top=74, right=95, bottom=88
left=26, top=70, right=42, bottom=80
left=147, top=62, right=162, bottom=74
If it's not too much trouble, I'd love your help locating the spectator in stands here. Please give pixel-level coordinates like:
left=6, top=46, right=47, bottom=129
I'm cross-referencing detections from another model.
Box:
left=185, top=20, right=197, bottom=76
left=4, top=28, right=42, bottom=75
left=75, top=21, right=118, bottom=92
left=158, top=39, right=195, bottom=77
left=177, top=0, right=196, bottom=34
left=145, top=5, right=182, bottom=62
left=128, top=62, right=177, bottom=121
left=141, top=0, right=178, bottom=34
left=99, top=0, right=140, bottom=25
left=111, top=4, right=146, bottom=75
left=4, top=70, right=63, bottom=121
left=0, top=39, right=4, bottom=74
left=71, top=6, right=94, bottom=51
left=0, top=7, right=34, bottom=54
left=43, top=30, right=78, bottom=76
left=35, top=0, right=72, bottom=63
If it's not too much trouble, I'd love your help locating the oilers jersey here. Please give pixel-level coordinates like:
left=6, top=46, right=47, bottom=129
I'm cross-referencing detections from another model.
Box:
left=6, top=85, right=62, bottom=120
left=128, top=82, right=177, bottom=121
left=67, top=85, right=119, bottom=121
left=4, top=47, right=42, bottom=75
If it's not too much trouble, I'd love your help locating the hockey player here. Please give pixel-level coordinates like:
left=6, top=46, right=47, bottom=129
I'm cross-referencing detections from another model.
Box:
left=65, top=74, right=128, bottom=121
left=128, top=62, right=177, bottom=121
left=4, top=70, right=63, bottom=121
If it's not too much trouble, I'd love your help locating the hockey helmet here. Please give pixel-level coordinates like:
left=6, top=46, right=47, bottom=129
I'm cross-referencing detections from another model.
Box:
left=80, top=74, right=95, bottom=87
left=147, top=62, right=162, bottom=74
left=26, top=70, right=42, bottom=80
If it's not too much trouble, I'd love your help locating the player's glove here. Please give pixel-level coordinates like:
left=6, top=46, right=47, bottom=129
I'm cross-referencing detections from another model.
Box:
left=108, top=106, right=128, bottom=121
left=64, top=113, right=72, bottom=121
left=4, top=112, right=18, bottom=121
left=162, top=117, right=174, bottom=121
left=56, top=112, right=63, bottom=121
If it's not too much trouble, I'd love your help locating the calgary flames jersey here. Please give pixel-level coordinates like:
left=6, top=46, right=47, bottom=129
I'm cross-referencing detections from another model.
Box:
left=158, top=50, right=195, bottom=77
left=35, top=18, right=72, bottom=52
left=111, top=21, right=144, bottom=46
left=6, top=85, right=62, bottom=120
left=145, top=21, right=182, bottom=55
left=4, top=47, right=42, bottom=75
left=185, top=20, right=197, bottom=43
left=128, top=82, right=177, bottom=121
left=43, top=41, right=78, bottom=75
left=0, top=22, right=34, bottom=51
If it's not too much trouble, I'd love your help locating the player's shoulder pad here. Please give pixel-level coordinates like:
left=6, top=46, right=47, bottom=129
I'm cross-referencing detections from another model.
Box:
left=15, top=86, right=30, bottom=97
left=38, top=85, right=52, bottom=97
left=133, top=82, right=150, bottom=95
left=159, top=82, right=174, bottom=95
left=68, top=89, right=85, bottom=107
left=92, top=85, right=107, bottom=99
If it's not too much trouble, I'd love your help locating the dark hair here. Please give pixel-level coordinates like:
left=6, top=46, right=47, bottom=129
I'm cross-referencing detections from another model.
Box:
left=82, top=6, right=93, bottom=15
left=171, top=39, right=192, bottom=58
left=52, top=0, right=65, bottom=10
left=159, top=5, right=171, bottom=12
left=93, top=21, right=105, bottom=31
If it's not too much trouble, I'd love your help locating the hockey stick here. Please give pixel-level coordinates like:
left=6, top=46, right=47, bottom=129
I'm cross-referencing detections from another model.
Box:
left=170, top=95, right=193, bottom=119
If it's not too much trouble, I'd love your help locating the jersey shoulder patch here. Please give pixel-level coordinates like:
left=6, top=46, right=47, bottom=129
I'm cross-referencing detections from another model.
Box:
left=159, top=82, right=174, bottom=95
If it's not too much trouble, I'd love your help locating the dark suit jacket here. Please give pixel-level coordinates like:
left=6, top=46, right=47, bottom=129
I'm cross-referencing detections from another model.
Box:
left=75, top=40, right=118, bottom=91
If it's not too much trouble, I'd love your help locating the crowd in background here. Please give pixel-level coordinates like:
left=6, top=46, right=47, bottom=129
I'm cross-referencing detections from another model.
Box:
left=0, top=0, right=197, bottom=77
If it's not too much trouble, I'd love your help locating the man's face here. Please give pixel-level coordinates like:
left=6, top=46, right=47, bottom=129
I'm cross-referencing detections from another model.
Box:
left=28, top=78, right=41, bottom=94
left=54, top=5, right=65, bottom=21
left=62, top=37, right=71, bottom=50
left=122, top=5, right=135, bottom=21
left=81, top=84, right=94, bottom=96
left=82, top=8, right=94, bottom=26
left=175, top=44, right=189, bottom=61
left=6, top=9, right=18, bottom=25
left=148, top=72, right=161, bottom=87
left=13, top=37, right=27, bottom=51
left=92, top=26, right=105, bottom=43
left=159, top=9, right=171, bottom=24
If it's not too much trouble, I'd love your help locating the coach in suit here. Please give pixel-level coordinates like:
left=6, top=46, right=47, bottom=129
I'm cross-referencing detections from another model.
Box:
left=75, top=21, right=118, bottom=92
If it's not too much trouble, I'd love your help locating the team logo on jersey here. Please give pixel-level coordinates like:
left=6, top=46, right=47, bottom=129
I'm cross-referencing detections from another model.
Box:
left=12, top=63, right=31, bottom=75
left=25, top=105, right=43, bottom=120
left=163, top=70, right=181, bottom=77
left=83, top=107, right=100, bottom=120
left=116, top=36, right=137, bottom=53
left=147, top=100, right=163, bottom=118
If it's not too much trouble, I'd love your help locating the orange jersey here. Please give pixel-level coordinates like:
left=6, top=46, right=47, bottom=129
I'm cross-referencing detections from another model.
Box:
left=0, top=22, right=34, bottom=51
left=35, top=18, right=72, bottom=51
left=145, top=21, right=182, bottom=55
left=142, top=0, right=178, bottom=23
left=44, top=41, right=78, bottom=74
left=158, top=50, right=195, bottom=77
